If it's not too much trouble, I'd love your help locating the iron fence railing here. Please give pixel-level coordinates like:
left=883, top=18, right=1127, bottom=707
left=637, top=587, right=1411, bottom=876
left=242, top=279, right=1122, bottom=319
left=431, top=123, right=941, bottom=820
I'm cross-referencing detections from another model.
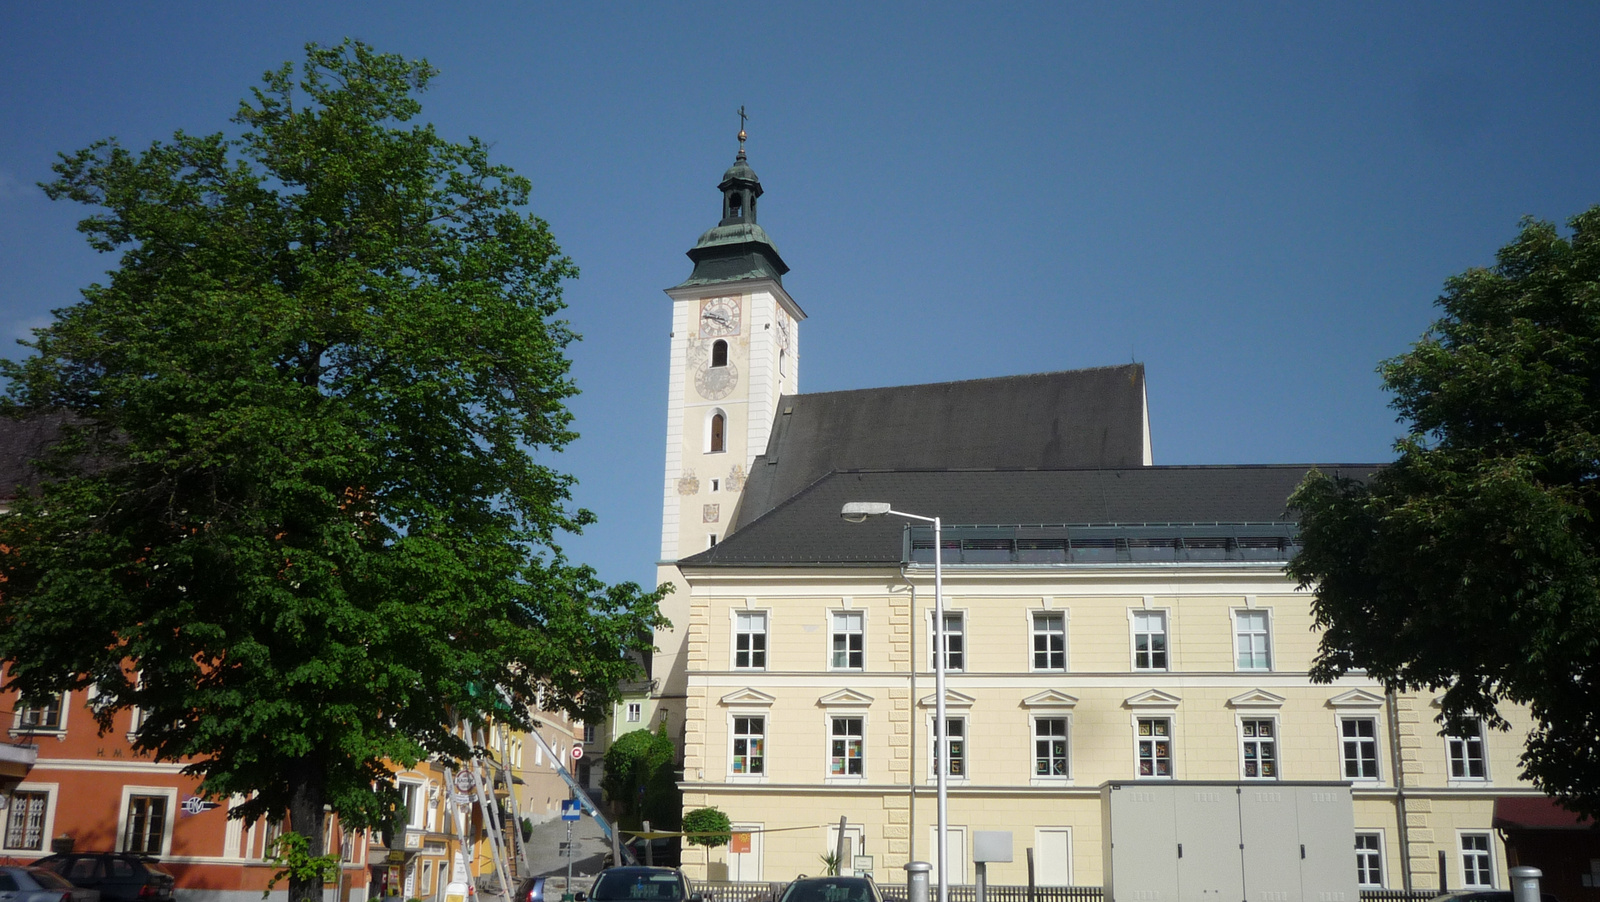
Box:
left=695, top=882, right=1434, bottom=902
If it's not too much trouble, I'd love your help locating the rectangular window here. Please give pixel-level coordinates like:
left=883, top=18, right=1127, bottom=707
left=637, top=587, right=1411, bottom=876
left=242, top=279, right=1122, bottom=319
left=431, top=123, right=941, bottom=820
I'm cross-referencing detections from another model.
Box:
left=731, top=716, right=765, bottom=775
left=1460, top=833, right=1493, bottom=888
left=1235, top=610, right=1272, bottom=670
left=934, top=613, right=964, bottom=672
left=399, top=782, right=425, bottom=829
left=1355, top=833, right=1384, bottom=888
left=1034, top=718, right=1069, bottom=777
left=626, top=703, right=642, bottom=723
left=584, top=723, right=596, bottom=743
left=734, top=611, right=767, bottom=669
left=1132, top=611, right=1167, bottom=670
left=17, top=694, right=64, bottom=731
left=1448, top=720, right=1487, bottom=779
left=831, top=611, right=864, bottom=670
left=933, top=716, right=966, bottom=777
left=1341, top=717, right=1380, bottom=780
left=1032, top=612, right=1066, bottom=671
left=829, top=717, right=864, bottom=776
left=1241, top=718, right=1278, bottom=779
left=2, top=790, right=48, bottom=851
left=124, top=795, right=168, bottom=854
left=1136, top=717, right=1173, bottom=778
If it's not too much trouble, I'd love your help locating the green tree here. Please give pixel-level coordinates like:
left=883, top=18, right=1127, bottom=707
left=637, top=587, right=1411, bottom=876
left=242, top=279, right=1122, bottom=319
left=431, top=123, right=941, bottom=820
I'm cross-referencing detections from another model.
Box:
left=601, top=721, right=680, bottom=830
left=681, top=806, right=731, bottom=874
left=0, top=40, right=664, bottom=902
left=1289, top=205, right=1600, bottom=817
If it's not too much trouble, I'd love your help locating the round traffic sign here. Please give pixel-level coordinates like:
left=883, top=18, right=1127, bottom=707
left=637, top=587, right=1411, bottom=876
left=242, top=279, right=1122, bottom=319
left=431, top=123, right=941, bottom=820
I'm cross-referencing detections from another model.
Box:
left=571, top=745, right=584, bottom=760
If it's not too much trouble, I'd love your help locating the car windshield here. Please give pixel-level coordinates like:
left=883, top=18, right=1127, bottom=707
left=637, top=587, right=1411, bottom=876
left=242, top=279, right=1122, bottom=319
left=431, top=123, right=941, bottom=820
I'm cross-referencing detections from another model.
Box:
left=781, top=879, right=877, bottom=902
left=591, top=872, right=685, bottom=902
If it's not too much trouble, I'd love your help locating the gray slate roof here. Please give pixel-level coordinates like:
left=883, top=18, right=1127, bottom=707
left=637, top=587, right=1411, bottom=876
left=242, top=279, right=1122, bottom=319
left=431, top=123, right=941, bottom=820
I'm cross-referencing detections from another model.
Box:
left=0, top=411, right=72, bottom=502
left=730, top=364, right=1150, bottom=531
left=685, top=464, right=1379, bottom=567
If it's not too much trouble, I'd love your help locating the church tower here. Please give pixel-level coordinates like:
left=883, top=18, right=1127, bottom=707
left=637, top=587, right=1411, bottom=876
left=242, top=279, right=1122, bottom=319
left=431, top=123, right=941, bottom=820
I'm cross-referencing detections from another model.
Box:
left=654, top=122, right=806, bottom=719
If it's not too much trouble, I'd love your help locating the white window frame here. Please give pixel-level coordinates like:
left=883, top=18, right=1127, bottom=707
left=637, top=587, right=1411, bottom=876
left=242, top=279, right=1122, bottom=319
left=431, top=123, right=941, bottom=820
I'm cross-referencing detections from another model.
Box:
left=728, top=712, right=767, bottom=781
left=1338, top=715, right=1381, bottom=782
left=10, top=690, right=70, bottom=738
left=928, top=610, right=966, bottom=673
left=1031, top=715, right=1071, bottom=782
left=398, top=779, right=426, bottom=830
left=1030, top=610, right=1068, bottom=672
left=1232, top=608, right=1273, bottom=671
left=1458, top=831, right=1495, bottom=888
left=830, top=610, right=865, bottom=671
left=927, top=825, right=969, bottom=884
left=1355, top=830, right=1386, bottom=888
left=928, top=713, right=969, bottom=783
left=1033, top=827, right=1073, bottom=886
left=1238, top=715, right=1280, bottom=780
left=626, top=702, right=642, bottom=723
left=732, top=609, right=769, bottom=670
left=705, top=407, right=728, bottom=454
left=729, top=821, right=764, bottom=881
left=1446, top=718, right=1489, bottom=782
left=1129, top=609, right=1169, bottom=672
left=1, top=782, right=58, bottom=852
left=1134, top=715, right=1175, bottom=779
left=116, top=785, right=178, bottom=856
left=826, top=713, right=866, bottom=781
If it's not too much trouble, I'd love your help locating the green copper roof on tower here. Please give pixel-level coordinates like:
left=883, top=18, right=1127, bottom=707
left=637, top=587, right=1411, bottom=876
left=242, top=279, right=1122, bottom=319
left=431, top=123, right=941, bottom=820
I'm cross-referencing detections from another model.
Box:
left=674, top=112, right=789, bottom=289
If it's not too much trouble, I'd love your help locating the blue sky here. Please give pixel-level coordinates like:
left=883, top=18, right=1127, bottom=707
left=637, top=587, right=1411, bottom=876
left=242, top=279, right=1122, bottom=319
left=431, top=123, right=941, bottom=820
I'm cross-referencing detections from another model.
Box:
left=2, top=3, right=1598, bottom=590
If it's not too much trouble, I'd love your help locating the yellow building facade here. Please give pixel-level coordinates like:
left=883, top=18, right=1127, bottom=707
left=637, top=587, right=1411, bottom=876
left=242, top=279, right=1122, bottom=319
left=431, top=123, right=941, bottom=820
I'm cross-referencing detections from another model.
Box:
left=652, top=137, right=1540, bottom=894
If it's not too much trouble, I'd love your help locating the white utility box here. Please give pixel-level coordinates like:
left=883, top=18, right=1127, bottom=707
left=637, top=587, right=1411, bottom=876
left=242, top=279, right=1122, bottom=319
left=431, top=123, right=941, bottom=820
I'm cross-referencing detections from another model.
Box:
left=1100, top=781, right=1358, bottom=902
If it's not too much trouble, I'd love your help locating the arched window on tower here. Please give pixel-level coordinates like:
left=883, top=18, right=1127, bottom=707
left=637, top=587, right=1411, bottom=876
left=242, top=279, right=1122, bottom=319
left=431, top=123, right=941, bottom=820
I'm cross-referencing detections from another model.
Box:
left=728, top=193, right=743, bottom=219
left=712, top=340, right=728, bottom=368
left=709, top=411, right=726, bottom=453
left=779, top=348, right=786, bottom=377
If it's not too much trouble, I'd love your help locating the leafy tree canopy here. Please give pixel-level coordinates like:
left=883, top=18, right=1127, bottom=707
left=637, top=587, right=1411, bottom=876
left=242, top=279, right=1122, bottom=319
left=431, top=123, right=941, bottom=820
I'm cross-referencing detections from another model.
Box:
left=681, top=807, right=731, bottom=849
left=601, top=721, right=680, bottom=830
left=0, top=40, right=664, bottom=902
left=1290, top=204, right=1600, bottom=816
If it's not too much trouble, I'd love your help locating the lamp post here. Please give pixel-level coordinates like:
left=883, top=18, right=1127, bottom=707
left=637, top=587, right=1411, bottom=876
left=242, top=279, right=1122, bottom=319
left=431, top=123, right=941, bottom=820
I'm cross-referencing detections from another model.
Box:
left=841, top=502, right=947, bottom=902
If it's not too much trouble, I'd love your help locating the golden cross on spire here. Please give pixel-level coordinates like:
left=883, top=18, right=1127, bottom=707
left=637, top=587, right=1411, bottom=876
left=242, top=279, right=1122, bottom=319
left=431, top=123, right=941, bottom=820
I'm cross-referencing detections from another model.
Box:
left=737, top=105, right=748, bottom=154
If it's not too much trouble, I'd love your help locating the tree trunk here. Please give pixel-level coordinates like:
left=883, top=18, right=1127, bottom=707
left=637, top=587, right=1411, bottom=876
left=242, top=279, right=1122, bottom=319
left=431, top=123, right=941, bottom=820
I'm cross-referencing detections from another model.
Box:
left=287, top=758, right=329, bottom=902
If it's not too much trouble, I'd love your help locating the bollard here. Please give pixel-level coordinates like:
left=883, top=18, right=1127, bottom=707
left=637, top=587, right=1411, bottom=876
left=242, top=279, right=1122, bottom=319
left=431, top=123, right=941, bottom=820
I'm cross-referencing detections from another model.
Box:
left=1510, top=867, right=1543, bottom=902
left=975, top=862, right=987, bottom=902
left=905, top=861, right=932, bottom=902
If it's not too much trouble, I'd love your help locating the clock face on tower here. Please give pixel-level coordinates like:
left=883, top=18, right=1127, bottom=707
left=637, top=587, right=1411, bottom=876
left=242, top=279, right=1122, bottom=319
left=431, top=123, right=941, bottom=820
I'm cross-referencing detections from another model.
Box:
left=695, top=359, right=739, bottom=400
left=700, top=297, right=740, bottom=337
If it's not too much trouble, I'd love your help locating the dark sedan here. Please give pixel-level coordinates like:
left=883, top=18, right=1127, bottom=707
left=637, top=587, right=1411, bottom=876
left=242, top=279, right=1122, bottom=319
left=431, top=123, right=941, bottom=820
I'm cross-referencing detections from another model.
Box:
left=32, top=854, right=174, bottom=902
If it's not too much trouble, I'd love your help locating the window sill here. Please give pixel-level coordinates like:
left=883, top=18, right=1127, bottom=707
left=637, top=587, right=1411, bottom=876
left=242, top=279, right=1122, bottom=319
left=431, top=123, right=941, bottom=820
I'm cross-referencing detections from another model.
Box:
left=1029, top=776, right=1073, bottom=788
left=726, top=774, right=769, bottom=784
left=825, top=775, right=867, bottom=786
left=8, top=728, right=64, bottom=742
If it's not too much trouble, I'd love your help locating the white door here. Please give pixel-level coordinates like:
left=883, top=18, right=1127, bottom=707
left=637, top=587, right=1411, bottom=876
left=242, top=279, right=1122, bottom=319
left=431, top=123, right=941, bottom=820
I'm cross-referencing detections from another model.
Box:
left=928, top=826, right=968, bottom=884
left=1033, top=828, right=1072, bottom=885
left=730, top=823, right=763, bottom=882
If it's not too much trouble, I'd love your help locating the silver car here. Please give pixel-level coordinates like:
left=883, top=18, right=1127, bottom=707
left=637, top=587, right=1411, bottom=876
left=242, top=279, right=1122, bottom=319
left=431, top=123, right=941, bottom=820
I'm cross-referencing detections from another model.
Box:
left=0, top=866, right=100, bottom=902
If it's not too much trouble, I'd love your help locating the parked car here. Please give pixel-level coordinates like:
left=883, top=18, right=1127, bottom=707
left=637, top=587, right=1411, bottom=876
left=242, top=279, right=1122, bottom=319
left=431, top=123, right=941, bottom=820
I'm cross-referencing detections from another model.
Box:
left=32, top=853, right=174, bottom=902
left=577, top=867, right=700, bottom=902
left=0, top=866, right=100, bottom=902
left=776, top=876, right=882, bottom=902
left=624, top=835, right=683, bottom=867
left=512, top=876, right=548, bottom=902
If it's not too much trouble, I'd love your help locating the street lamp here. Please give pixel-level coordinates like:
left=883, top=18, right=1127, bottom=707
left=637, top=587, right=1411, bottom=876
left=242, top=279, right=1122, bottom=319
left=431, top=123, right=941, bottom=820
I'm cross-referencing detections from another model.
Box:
left=840, top=501, right=948, bottom=902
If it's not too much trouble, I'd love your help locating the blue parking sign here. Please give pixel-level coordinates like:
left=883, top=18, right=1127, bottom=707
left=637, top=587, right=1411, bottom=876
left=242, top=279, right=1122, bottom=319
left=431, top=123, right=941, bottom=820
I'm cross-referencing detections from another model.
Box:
left=560, top=799, right=581, bottom=821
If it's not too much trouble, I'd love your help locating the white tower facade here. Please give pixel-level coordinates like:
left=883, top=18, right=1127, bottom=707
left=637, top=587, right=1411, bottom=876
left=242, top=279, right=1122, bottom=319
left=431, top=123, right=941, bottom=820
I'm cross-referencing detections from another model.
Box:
left=654, top=133, right=805, bottom=723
